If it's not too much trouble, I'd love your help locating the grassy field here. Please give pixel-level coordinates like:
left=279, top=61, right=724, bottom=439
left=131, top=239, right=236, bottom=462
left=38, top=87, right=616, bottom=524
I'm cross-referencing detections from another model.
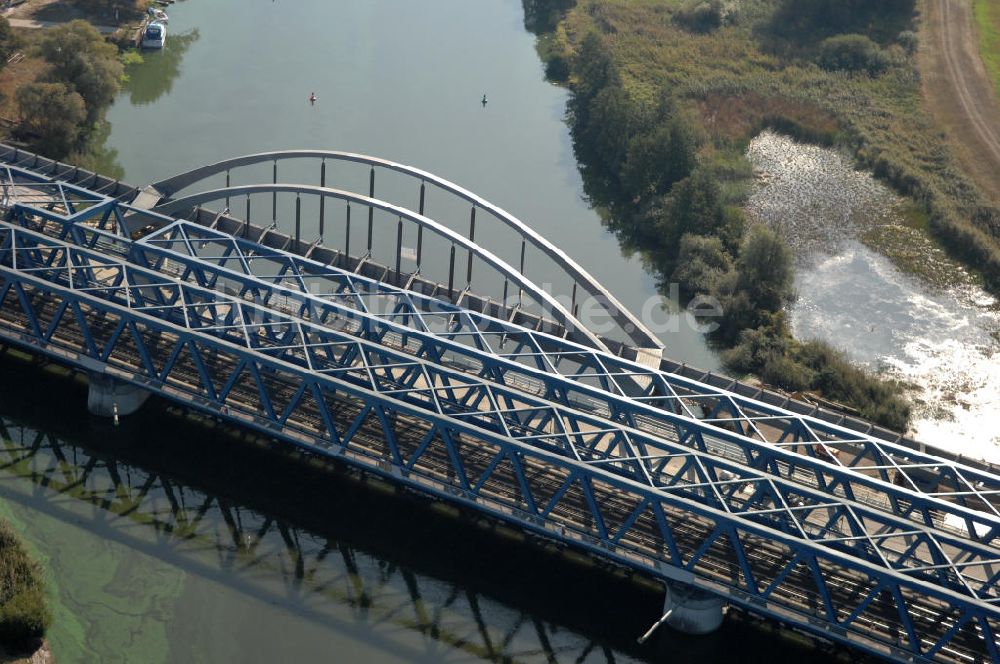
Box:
left=974, top=0, right=1000, bottom=98
left=545, top=0, right=1000, bottom=292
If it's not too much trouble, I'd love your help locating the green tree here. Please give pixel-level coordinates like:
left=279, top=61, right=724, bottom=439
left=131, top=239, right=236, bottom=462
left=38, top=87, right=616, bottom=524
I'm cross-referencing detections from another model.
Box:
left=817, top=34, right=888, bottom=74
left=522, top=0, right=576, bottom=34
left=736, top=224, right=794, bottom=312
left=621, top=118, right=698, bottom=200
left=16, top=82, right=87, bottom=158
left=578, top=84, right=641, bottom=181
left=37, top=20, right=123, bottom=124
left=657, top=169, right=730, bottom=251
left=0, top=17, right=20, bottom=66
left=568, top=32, right=618, bottom=132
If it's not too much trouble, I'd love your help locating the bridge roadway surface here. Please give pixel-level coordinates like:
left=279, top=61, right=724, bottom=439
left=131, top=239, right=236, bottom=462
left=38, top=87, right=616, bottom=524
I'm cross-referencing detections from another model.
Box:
left=0, top=147, right=998, bottom=662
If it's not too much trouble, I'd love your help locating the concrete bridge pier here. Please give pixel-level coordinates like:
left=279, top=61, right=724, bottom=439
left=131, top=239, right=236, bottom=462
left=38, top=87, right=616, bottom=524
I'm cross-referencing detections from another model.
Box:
left=664, top=582, right=726, bottom=635
left=637, top=581, right=726, bottom=645
left=87, top=373, right=150, bottom=418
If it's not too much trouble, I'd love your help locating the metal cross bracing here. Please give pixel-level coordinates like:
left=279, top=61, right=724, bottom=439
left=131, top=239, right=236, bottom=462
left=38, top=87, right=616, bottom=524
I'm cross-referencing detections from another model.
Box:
left=15, top=178, right=1000, bottom=555
left=0, top=418, right=633, bottom=664
left=129, top=220, right=1000, bottom=540
left=1, top=222, right=1000, bottom=661
left=0, top=165, right=119, bottom=222
left=8, top=161, right=1000, bottom=550
left=8, top=185, right=1000, bottom=560
left=1, top=156, right=1000, bottom=660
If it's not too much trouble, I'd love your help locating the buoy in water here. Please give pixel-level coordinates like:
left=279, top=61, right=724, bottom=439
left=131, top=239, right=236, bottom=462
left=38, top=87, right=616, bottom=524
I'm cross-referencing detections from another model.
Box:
left=309, top=92, right=317, bottom=104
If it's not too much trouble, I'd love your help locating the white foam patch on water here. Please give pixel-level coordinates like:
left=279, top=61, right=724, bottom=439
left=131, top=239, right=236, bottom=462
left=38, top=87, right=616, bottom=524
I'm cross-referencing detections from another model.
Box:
left=746, top=131, right=1000, bottom=462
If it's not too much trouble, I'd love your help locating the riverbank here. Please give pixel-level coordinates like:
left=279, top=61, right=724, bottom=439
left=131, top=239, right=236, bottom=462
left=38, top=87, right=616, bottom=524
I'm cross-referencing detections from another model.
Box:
left=525, top=0, right=1000, bottom=434
left=528, top=0, right=921, bottom=430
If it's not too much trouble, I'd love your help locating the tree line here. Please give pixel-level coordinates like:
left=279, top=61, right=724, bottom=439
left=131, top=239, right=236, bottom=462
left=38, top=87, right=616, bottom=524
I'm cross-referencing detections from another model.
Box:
left=1, top=19, right=124, bottom=159
left=557, top=24, right=910, bottom=430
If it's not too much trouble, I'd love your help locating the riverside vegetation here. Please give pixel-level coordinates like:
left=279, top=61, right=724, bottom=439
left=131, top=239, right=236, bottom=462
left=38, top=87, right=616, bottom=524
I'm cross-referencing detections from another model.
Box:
left=517, top=0, right=1000, bottom=431
left=0, top=13, right=143, bottom=172
left=0, top=521, right=50, bottom=653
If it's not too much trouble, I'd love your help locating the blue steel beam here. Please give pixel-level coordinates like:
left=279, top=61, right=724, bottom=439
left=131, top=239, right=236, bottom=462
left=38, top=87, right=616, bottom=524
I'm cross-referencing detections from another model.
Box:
left=10, top=192, right=1000, bottom=559
left=134, top=205, right=1000, bottom=533
left=0, top=222, right=998, bottom=663
left=10, top=217, right=1000, bottom=579
left=124, top=220, right=1000, bottom=551
left=15, top=161, right=1000, bottom=541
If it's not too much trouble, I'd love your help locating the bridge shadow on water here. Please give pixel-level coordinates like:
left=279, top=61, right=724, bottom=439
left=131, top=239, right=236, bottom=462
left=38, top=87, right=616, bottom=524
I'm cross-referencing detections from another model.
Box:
left=0, top=352, right=862, bottom=664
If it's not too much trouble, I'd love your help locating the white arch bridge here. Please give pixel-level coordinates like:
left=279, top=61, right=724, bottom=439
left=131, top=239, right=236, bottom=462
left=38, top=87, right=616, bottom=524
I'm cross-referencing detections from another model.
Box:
left=1, top=144, right=999, bottom=663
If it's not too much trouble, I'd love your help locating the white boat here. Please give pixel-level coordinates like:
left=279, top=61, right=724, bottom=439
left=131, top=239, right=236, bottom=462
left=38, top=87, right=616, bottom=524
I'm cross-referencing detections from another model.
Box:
left=147, top=7, right=169, bottom=22
left=141, top=22, right=166, bottom=49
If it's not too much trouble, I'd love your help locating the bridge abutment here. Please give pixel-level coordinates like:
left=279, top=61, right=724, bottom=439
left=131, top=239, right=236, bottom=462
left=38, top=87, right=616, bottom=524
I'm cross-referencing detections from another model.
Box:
left=87, top=373, right=150, bottom=418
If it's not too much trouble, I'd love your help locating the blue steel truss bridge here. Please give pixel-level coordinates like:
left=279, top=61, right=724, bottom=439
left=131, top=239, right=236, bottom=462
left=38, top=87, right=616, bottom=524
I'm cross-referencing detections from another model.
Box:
left=0, top=145, right=999, bottom=663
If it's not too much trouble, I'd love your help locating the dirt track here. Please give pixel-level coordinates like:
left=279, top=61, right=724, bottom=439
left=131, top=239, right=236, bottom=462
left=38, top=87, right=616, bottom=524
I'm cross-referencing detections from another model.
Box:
left=920, top=0, right=1000, bottom=202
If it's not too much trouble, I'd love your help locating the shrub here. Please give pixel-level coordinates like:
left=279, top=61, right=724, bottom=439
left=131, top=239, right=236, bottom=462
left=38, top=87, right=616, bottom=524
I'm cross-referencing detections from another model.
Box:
left=817, top=34, right=889, bottom=75
left=0, top=522, right=49, bottom=650
left=897, top=30, right=917, bottom=55
left=545, top=53, right=570, bottom=81
left=0, top=588, right=49, bottom=647
left=671, top=233, right=732, bottom=295
left=793, top=340, right=911, bottom=430
left=736, top=224, right=794, bottom=312
left=721, top=325, right=788, bottom=373
left=674, top=0, right=724, bottom=34
left=16, top=82, right=87, bottom=158
left=761, top=353, right=814, bottom=391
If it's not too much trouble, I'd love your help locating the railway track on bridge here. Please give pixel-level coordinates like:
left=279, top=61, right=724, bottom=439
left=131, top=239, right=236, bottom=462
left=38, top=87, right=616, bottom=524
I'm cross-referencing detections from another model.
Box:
left=0, top=147, right=998, bottom=662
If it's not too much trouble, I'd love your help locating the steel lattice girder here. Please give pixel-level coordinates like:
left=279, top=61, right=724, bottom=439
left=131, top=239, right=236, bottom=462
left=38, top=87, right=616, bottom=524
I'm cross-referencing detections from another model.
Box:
left=7, top=218, right=1000, bottom=598
left=1, top=225, right=999, bottom=662
left=9, top=161, right=1000, bottom=545
left=33, top=213, right=1000, bottom=553
left=9, top=215, right=1000, bottom=587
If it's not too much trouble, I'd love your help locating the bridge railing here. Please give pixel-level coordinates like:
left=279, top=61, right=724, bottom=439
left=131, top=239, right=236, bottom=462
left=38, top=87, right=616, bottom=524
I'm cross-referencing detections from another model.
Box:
left=149, top=150, right=663, bottom=350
